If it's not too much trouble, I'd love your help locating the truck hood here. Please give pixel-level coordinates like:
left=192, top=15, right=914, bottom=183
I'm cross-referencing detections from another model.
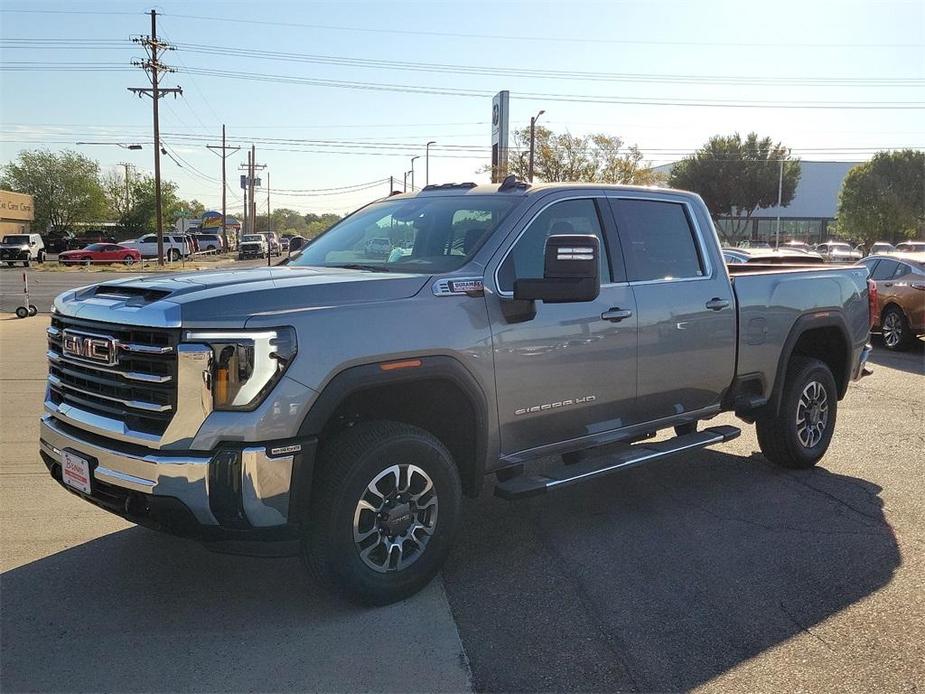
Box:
left=54, top=265, right=432, bottom=327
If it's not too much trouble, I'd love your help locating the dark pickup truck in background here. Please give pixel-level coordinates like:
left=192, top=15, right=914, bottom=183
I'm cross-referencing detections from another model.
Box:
left=40, top=181, right=873, bottom=604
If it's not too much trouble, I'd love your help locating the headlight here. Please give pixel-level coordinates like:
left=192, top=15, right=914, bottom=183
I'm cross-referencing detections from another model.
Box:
left=183, top=328, right=297, bottom=411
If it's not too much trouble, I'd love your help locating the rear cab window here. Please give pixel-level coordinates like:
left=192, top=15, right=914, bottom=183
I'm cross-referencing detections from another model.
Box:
left=610, top=199, right=705, bottom=282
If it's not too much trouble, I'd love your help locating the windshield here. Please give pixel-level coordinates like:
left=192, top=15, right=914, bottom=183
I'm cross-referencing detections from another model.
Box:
left=242, top=235, right=263, bottom=242
left=291, top=195, right=518, bottom=273
left=2, top=235, right=29, bottom=245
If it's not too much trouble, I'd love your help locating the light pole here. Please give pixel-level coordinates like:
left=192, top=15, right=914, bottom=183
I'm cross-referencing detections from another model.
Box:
left=528, top=109, right=545, bottom=183
left=425, top=141, right=436, bottom=186
left=410, top=155, right=420, bottom=191
left=775, top=158, right=784, bottom=250
left=76, top=142, right=143, bottom=150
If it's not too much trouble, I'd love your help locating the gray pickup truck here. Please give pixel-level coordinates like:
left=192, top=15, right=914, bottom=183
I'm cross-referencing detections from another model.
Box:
left=40, top=180, right=873, bottom=604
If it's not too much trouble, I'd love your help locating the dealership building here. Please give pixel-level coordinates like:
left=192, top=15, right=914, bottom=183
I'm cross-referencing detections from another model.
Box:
left=0, top=190, right=34, bottom=236
left=658, top=160, right=863, bottom=245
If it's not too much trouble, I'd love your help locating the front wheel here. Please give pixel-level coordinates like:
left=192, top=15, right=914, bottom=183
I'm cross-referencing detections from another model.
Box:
left=756, top=356, right=837, bottom=469
left=123, top=255, right=136, bottom=266
left=304, top=421, right=462, bottom=606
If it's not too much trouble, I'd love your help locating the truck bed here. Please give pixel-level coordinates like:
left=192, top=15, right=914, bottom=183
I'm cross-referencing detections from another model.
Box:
left=729, top=263, right=870, bottom=406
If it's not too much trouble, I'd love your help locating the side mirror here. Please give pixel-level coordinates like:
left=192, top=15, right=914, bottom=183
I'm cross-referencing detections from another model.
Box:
left=513, top=234, right=601, bottom=303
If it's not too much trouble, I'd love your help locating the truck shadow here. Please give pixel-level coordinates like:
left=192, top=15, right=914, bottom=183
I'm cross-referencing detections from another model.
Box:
left=867, top=335, right=925, bottom=376
left=0, top=527, right=464, bottom=692
left=443, top=449, right=899, bottom=693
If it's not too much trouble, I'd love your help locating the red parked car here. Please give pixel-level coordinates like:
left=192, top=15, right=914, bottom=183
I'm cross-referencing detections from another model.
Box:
left=58, top=243, right=142, bottom=266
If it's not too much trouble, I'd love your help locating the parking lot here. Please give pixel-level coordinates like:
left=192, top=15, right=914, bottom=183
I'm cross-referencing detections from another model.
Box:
left=0, top=274, right=923, bottom=692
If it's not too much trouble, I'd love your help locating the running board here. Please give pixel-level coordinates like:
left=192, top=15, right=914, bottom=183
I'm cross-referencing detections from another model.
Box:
left=494, top=425, right=741, bottom=500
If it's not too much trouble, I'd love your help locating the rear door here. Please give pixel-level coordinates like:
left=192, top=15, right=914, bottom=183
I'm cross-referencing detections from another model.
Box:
left=486, top=193, right=638, bottom=455
left=608, top=195, right=736, bottom=423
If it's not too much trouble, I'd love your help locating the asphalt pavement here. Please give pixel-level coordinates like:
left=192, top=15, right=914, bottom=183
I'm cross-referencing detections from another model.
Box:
left=0, top=275, right=922, bottom=692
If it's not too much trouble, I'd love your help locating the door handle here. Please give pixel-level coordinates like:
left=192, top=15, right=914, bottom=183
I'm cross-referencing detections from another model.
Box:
left=705, top=298, right=730, bottom=311
left=884, top=282, right=893, bottom=287
left=601, top=308, right=633, bottom=322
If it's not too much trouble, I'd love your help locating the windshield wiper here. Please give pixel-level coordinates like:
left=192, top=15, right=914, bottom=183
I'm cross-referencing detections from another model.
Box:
left=329, top=263, right=390, bottom=272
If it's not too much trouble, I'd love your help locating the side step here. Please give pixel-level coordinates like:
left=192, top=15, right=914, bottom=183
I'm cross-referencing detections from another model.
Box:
left=494, top=425, right=741, bottom=500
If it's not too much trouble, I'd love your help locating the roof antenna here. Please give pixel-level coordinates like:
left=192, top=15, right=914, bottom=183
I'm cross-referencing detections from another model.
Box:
left=499, top=174, right=529, bottom=192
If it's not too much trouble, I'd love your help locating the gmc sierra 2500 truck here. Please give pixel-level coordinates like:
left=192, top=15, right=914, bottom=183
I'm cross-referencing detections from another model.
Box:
left=40, top=180, right=873, bottom=605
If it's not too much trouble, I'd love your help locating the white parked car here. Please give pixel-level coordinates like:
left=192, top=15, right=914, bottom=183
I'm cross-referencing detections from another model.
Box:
left=814, top=241, right=863, bottom=263
left=119, top=234, right=191, bottom=261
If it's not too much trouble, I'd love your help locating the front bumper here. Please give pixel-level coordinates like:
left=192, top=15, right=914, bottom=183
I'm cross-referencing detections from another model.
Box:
left=40, top=414, right=316, bottom=543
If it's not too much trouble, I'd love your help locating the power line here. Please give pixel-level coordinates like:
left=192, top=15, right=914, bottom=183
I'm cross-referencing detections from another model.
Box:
left=169, top=43, right=925, bottom=88
left=163, top=13, right=924, bottom=49
left=177, top=66, right=925, bottom=110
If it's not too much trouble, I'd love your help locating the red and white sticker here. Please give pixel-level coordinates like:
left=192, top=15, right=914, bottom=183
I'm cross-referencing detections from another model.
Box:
left=62, top=450, right=92, bottom=494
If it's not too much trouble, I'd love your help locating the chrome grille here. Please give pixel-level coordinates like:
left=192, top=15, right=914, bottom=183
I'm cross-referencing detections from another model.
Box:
left=47, top=315, right=180, bottom=436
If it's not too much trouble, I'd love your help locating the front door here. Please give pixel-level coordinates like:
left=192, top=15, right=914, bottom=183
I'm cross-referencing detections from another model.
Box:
left=486, top=195, right=638, bottom=456
left=608, top=196, right=736, bottom=423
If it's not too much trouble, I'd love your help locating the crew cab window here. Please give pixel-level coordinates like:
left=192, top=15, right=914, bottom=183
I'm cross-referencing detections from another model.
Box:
left=140, top=235, right=155, bottom=243
left=871, top=259, right=899, bottom=280
left=498, top=199, right=611, bottom=292
left=613, top=200, right=704, bottom=282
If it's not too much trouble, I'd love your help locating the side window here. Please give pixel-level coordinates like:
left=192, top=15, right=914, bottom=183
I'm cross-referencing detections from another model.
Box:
left=893, top=263, right=911, bottom=279
left=498, top=199, right=610, bottom=292
left=613, top=199, right=704, bottom=282
left=140, top=235, right=155, bottom=243
left=859, top=258, right=880, bottom=276
left=871, top=259, right=899, bottom=280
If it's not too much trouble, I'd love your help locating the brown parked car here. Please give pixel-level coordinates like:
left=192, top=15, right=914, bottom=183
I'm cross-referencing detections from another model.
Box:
left=858, top=253, right=925, bottom=350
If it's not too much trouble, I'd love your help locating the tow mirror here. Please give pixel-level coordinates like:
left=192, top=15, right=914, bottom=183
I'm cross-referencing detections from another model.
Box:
left=513, top=234, right=601, bottom=303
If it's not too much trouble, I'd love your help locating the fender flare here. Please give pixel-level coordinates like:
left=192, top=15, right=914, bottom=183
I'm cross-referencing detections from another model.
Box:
left=766, top=310, right=853, bottom=417
left=298, top=355, right=491, bottom=493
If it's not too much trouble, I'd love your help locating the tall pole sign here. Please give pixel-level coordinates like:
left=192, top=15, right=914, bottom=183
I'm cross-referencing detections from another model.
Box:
left=491, top=90, right=510, bottom=183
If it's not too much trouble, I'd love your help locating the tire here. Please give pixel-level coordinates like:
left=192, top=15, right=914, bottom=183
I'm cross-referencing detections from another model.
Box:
left=756, top=356, right=837, bottom=469
left=123, top=255, right=135, bottom=266
left=82, top=258, right=92, bottom=267
left=37, top=251, right=45, bottom=264
left=27, top=305, right=38, bottom=317
left=15, top=306, right=28, bottom=318
left=880, top=305, right=914, bottom=351
left=303, top=421, right=462, bottom=606
left=169, top=249, right=180, bottom=262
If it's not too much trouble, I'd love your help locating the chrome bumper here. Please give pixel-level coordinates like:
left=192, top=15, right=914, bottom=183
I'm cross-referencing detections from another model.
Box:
left=40, top=414, right=296, bottom=529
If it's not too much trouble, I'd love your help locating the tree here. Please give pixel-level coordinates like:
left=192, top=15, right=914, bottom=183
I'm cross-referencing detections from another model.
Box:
left=668, top=133, right=801, bottom=244
left=121, top=175, right=184, bottom=236
left=102, top=169, right=133, bottom=228
left=0, top=149, right=107, bottom=233
left=305, top=213, right=343, bottom=238
left=486, top=127, right=663, bottom=186
left=836, top=149, right=925, bottom=245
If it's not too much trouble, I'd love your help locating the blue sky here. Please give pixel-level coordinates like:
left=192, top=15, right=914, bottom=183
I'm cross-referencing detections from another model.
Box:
left=1, top=0, right=923, bottom=216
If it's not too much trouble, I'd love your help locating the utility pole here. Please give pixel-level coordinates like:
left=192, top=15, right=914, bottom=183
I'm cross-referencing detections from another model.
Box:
left=117, top=162, right=133, bottom=214
left=389, top=176, right=394, bottom=194
left=528, top=109, right=545, bottom=183
left=129, top=9, right=182, bottom=266
left=207, top=124, right=239, bottom=251
left=403, top=171, right=408, bottom=192
left=266, top=170, right=272, bottom=267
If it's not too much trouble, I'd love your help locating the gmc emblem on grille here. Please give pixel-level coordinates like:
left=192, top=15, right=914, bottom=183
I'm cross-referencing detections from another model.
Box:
left=62, top=330, right=119, bottom=366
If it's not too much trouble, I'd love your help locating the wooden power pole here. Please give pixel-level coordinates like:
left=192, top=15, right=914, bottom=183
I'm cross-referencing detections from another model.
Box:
left=207, top=124, right=239, bottom=251
left=129, top=9, right=182, bottom=266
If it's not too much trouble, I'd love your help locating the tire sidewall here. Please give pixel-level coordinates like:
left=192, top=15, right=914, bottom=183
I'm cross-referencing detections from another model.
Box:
left=309, top=427, right=462, bottom=603
left=781, top=360, right=838, bottom=465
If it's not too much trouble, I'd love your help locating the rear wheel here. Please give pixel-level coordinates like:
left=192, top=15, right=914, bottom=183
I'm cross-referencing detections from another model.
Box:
left=123, top=255, right=135, bottom=266
left=756, top=356, right=837, bottom=469
left=168, top=248, right=181, bottom=262
left=304, top=421, right=462, bottom=606
left=81, top=257, right=92, bottom=267
left=880, top=306, right=914, bottom=351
